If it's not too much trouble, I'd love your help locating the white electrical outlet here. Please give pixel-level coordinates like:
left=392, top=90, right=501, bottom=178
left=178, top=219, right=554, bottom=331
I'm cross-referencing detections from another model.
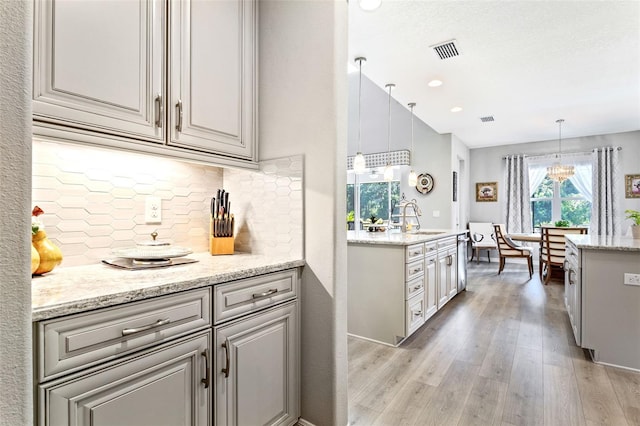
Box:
left=623, top=273, right=640, bottom=286
left=145, top=197, right=162, bottom=224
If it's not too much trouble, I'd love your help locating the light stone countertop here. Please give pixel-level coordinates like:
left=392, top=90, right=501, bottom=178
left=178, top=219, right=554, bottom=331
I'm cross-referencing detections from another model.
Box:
left=347, top=229, right=467, bottom=246
left=32, top=252, right=305, bottom=321
left=565, top=234, right=640, bottom=252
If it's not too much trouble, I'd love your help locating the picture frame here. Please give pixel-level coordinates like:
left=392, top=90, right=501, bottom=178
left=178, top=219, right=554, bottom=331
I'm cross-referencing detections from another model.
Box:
left=625, top=174, right=640, bottom=198
left=476, top=182, right=498, bottom=202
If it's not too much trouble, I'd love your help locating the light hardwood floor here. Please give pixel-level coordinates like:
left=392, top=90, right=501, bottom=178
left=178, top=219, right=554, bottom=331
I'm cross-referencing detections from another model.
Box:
left=348, top=261, right=640, bottom=426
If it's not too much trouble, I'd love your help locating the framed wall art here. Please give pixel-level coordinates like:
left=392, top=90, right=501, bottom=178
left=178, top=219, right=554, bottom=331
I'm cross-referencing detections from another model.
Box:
left=476, top=182, right=497, bottom=202
left=625, top=174, right=640, bottom=198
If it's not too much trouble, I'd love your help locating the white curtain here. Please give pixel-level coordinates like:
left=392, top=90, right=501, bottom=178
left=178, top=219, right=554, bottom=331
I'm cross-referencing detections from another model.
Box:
left=591, top=147, right=620, bottom=235
left=528, top=163, right=548, bottom=197
left=569, top=163, right=593, bottom=203
left=504, top=155, right=532, bottom=233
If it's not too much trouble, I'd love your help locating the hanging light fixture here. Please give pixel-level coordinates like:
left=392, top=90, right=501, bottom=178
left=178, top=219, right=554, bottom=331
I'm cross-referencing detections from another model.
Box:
left=353, top=57, right=367, bottom=174
left=407, top=102, right=418, bottom=187
left=547, top=119, right=575, bottom=183
left=359, top=0, right=382, bottom=11
left=383, top=83, right=395, bottom=181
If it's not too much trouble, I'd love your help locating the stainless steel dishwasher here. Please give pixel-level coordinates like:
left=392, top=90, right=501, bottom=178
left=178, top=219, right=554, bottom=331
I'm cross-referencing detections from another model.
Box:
left=457, top=233, right=469, bottom=291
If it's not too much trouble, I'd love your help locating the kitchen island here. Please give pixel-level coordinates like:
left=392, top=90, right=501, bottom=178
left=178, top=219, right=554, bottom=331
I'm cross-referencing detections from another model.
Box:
left=347, top=229, right=466, bottom=346
left=565, top=234, right=640, bottom=372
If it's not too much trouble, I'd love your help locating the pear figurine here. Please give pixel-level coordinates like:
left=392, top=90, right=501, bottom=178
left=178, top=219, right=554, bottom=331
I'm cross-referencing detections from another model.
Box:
left=31, top=205, right=62, bottom=275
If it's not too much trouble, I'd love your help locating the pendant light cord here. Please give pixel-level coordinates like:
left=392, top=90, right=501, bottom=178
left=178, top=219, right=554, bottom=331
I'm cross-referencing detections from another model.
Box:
left=409, top=103, right=415, bottom=165
left=556, top=118, right=564, bottom=160
left=356, top=57, right=365, bottom=153
left=386, top=84, right=395, bottom=164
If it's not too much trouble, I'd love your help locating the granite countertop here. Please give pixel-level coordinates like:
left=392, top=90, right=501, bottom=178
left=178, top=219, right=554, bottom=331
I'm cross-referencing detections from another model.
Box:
left=32, top=252, right=305, bottom=321
left=347, top=229, right=466, bottom=246
left=566, top=234, right=640, bottom=252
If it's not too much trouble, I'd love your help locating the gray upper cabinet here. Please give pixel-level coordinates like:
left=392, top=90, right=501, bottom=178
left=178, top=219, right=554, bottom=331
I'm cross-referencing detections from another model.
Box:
left=33, top=0, right=257, bottom=163
left=169, top=0, right=256, bottom=160
left=33, top=0, right=165, bottom=142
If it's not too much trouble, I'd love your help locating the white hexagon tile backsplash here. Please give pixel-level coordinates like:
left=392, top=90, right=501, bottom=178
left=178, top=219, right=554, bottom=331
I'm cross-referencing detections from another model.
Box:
left=32, top=140, right=303, bottom=267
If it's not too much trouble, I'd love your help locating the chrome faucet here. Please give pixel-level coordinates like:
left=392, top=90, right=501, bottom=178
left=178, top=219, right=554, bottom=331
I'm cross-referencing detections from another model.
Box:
left=401, top=201, right=422, bottom=232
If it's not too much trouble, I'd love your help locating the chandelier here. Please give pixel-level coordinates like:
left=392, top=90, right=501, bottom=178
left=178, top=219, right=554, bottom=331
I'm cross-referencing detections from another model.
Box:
left=547, top=119, right=574, bottom=183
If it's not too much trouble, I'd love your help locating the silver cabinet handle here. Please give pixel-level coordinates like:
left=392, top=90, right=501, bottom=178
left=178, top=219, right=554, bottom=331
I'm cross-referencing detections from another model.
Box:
left=413, top=285, right=421, bottom=291
left=252, top=288, right=278, bottom=299
left=121, top=318, right=170, bottom=336
left=411, top=251, right=422, bottom=256
left=221, top=339, right=230, bottom=378
left=446, top=255, right=453, bottom=266
left=176, top=100, right=183, bottom=132
left=155, top=94, right=163, bottom=128
left=413, top=310, right=423, bottom=317
left=201, top=348, right=210, bottom=388
left=569, top=269, right=576, bottom=285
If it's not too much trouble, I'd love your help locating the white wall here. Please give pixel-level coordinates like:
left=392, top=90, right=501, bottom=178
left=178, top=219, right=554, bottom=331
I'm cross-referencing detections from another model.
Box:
left=259, top=2, right=348, bottom=425
left=347, top=73, right=464, bottom=229
left=0, top=0, right=33, bottom=425
left=468, top=130, right=640, bottom=229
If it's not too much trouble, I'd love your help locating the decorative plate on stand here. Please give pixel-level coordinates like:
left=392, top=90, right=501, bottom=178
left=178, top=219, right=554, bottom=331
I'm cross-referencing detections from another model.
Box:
left=416, top=173, right=434, bottom=194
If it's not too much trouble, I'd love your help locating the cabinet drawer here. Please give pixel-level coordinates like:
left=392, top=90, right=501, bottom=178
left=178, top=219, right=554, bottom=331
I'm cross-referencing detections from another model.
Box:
left=406, top=276, right=425, bottom=300
left=214, top=269, right=298, bottom=324
left=406, top=292, right=426, bottom=335
left=37, top=287, right=211, bottom=382
left=425, top=242, right=438, bottom=256
left=437, top=237, right=457, bottom=251
left=406, top=244, right=425, bottom=263
left=406, top=259, right=425, bottom=282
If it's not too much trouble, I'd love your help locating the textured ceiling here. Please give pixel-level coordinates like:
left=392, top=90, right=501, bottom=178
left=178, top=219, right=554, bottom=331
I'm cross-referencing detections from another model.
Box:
left=348, top=0, right=640, bottom=148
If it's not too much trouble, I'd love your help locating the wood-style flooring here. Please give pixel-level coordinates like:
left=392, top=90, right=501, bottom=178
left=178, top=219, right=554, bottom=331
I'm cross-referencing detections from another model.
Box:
left=348, top=261, right=640, bottom=426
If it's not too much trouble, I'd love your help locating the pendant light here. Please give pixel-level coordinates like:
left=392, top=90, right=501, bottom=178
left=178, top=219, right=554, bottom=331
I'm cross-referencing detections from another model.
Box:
left=383, top=83, right=395, bottom=182
left=359, top=0, right=382, bottom=11
left=353, top=57, right=367, bottom=174
left=407, top=102, right=418, bottom=187
left=547, top=119, right=575, bottom=183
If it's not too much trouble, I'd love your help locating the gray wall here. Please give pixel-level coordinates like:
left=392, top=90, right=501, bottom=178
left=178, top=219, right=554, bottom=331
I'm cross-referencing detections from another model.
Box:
left=348, top=74, right=467, bottom=229
left=260, top=2, right=348, bottom=425
left=0, top=1, right=33, bottom=425
left=469, top=130, right=640, bottom=230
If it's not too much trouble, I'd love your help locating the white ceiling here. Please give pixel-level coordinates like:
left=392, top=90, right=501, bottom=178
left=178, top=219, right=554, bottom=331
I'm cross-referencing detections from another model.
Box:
left=348, top=0, right=640, bottom=148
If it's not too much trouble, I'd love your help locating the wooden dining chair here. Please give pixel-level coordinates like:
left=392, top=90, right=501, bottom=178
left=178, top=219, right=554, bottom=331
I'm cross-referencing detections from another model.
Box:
left=493, top=224, right=533, bottom=278
left=539, top=226, right=588, bottom=284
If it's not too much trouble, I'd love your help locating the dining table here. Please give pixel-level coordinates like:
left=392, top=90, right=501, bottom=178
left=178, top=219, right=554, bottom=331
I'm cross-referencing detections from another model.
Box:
left=507, top=232, right=541, bottom=243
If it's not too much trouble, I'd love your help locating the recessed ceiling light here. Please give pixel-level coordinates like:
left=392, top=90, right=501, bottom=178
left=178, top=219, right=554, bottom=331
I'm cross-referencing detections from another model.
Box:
left=451, top=106, right=463, bottom=113
left=359, top=0, right=381, bottom=11
left=428, top=80, right=443, bottom=87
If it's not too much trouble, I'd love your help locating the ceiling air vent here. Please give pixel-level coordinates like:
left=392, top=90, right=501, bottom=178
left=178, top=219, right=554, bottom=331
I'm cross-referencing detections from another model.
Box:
left=480, top=116, right=495, bottom=122
left=431, top=39, right=460, bottom=60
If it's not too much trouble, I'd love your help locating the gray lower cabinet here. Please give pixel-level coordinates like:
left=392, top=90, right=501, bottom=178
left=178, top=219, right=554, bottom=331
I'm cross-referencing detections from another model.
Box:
left=214, top=302, right=299, bottom=426
left=39, top=330, right=211, bottom=426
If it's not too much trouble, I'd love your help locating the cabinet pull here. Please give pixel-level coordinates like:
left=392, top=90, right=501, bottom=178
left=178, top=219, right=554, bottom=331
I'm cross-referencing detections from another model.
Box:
left=221, top=339, right=230, bottom=378
left=411, top=251, right=421, bottom=256
left=176, top=100, right=183, bottom=132
left=413, top=285, right=421, bottom=291
left=446, top=255, right=453, bottom=266
left=155, top=94, right=163, bottom=128
left=121, top=318, right=170, bottom=336
left=201, top=349, right=210, bottom=388
left=252, top=288, right=278, bottom=299
left=413, top=310, right=423, bottom=317
left=569, top=269, right=576, bottom=285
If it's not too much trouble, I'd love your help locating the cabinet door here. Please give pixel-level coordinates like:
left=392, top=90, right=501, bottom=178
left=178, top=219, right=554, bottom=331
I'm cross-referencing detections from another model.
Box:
left=169, top=0, right=256, bottom=160
left=40, top=331, right=211, bottom=426
left=424, top=256, right=438, bottom=319
left=33, top=0, right=164, bottom=141
left=437, top=255, right=449, bottom=309
left=447, top=250, right=458, bottom=300
left=215, top=302, right=299, bottom=426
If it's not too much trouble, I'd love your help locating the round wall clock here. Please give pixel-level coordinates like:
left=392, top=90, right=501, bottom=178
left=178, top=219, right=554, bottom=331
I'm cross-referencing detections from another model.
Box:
left=416, top=173, right=434, bottom=195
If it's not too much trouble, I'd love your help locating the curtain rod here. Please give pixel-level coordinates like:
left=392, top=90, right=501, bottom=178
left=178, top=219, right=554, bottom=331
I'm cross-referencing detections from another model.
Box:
left=502, top=146, right=622, bottom=160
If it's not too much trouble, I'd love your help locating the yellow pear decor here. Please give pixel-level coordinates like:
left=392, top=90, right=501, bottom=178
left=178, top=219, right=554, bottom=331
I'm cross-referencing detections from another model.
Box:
left=31, top=245, right=40, bottom=274
left=31, top=206, right=63, bottom=275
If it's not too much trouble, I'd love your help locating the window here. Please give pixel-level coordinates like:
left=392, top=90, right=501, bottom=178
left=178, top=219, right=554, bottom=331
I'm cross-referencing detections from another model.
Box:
left=530, top=175, right=591, bottom=228
left=346, top=174, right=400, bottom=229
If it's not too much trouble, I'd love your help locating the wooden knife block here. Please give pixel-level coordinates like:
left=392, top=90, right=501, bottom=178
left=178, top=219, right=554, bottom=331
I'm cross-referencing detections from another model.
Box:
left=209, top=219, right=234, bottom=255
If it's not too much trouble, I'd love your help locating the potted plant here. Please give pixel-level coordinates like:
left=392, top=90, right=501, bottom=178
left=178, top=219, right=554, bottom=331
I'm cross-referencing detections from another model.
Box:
left=625, top=209, right=640, bottom=239
left=346, top=210, right=355, bottom=230
left=554, top=220, right=571, bottom=227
